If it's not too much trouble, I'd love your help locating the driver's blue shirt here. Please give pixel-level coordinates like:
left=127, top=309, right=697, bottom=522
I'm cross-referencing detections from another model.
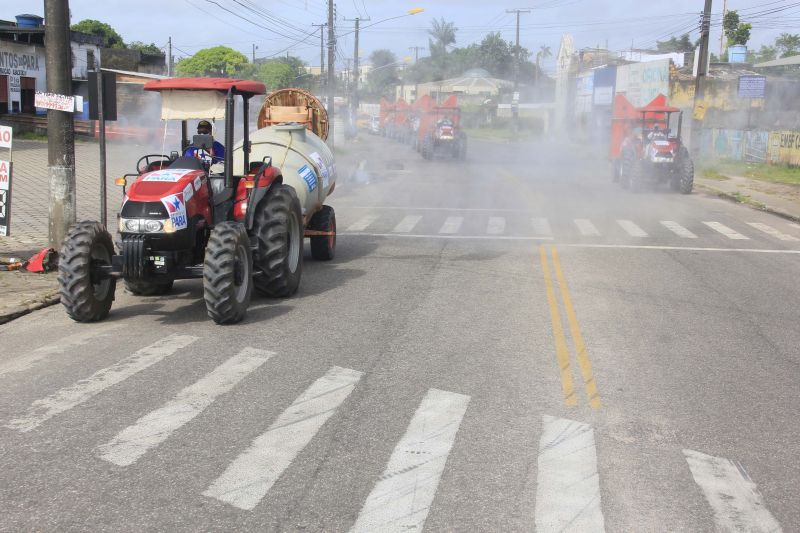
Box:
left=183, top=141, right=225, bottom=164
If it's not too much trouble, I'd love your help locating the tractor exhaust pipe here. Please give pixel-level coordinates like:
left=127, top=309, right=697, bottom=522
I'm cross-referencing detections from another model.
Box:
left=224, top=88, right=235, bottom=190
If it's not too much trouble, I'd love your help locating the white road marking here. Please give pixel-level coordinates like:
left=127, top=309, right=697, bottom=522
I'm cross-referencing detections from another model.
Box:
left=351, top=389, right=470, bottom=533
left=203, top=366, right=363, bottom=511
left=617, top=219, right=648, bottom=237
left=0, top=323, right=123, bottom=377
left=574, top=219, right=601, bottom=236
left=684, top=449, right=782, bottom=533
left=339, top=233, right=553, bottom=241
left=661, top=221, right=698, bottom=239
left=393, top=215, right=423, bottom=233
left=788, top=222, right=800, bottom=230
left=343, top=205, right=536, bottom=213
left=346, top=215, right=379, bottom=232
left=535, top=415, right=605, bottom=533
left=531, top=217, right=552, bottom=236
left=703, top=221, right=750, bottom=240
left=487, top=216, right=506, bottom=235
left=97, top=348, right=274, bottom=467
left=747, top=222, right=799, bottom=242
left=5, top=334, right=198, bottom=433
left=439, top=216, right=463, bottom=234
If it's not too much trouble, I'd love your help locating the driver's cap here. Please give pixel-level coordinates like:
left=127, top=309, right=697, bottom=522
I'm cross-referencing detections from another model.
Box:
left=198, top=120, right=212, bottom=128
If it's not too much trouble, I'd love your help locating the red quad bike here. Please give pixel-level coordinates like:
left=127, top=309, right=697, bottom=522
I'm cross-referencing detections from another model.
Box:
left=614, top=96, right=694, bottom=194
left=58, top=78, right=322, bottom=324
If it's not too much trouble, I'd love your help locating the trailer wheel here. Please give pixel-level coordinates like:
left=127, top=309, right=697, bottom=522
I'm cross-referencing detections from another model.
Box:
left=203, top=222, right=252, bottom=324
left=421, top=136, right=433, bottom=160
left=58, top=221, right=116, bottom=322
left=309, top=205, right=336, bottom=261
left=252, top=184, right=303, bottom=297
left=612, top=160, right=621, bottom=182
left=124, top=279, right=173, bottom=296
left=678, top=151, right=694, bottom=194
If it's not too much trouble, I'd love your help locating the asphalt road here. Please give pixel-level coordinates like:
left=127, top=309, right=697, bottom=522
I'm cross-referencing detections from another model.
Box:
left=1, top=134, right=799, bottom=532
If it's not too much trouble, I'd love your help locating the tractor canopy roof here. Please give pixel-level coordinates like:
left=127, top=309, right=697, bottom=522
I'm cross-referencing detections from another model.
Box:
left=637, top=104, right=681, bottom=114
left=143, top=77, right=266, bottom=121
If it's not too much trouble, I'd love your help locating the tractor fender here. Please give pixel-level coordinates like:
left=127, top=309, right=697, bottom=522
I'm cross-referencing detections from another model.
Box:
left=244, top=171, right=283, bottom=230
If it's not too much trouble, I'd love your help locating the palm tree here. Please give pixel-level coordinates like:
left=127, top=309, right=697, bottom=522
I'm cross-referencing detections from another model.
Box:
left=428, top=18, right=457, bottom=57
left=535, top=45, right=552, bottom=84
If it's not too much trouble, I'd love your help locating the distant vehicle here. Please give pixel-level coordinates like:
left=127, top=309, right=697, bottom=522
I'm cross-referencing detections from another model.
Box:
left=368, top=115, right=380, bottom=134
left=611, top=94, right=693, bottom=194
left=417, top=95, right=467, bottom=161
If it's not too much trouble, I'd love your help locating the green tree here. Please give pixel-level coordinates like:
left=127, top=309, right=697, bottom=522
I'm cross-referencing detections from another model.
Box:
left=775, top=33, right=800, bottom=58
left=428, top=18, right=457, bottom=58
left=128, top=41, right=163, bottom=55
left=254, top=61, right=294, bottom=90
left=536, top=45, right=552, bottom=84
left=478, top=32, right=514, bottom=78
left=176, top=46, right=249, bottom=77
left=723, top=10, right=752, bottom=46
left=656, top=33, right=694, bottom=53
left=71, top=19, right=125, bottom=49
left=367, top=49, right=399, bottom=97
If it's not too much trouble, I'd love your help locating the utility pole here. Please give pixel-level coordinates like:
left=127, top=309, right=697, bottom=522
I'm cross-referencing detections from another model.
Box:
left=409, top=46, right=424, bottom=102
left=313, top=23, right=326, bottom=77
left=692, top=0, right=714, bottom=156
left=167, top=37, right=173, bottom=76
left=506, top=8, right=530, bottom=90
left=345, top=16, right=369, bottom=120
left=327, top=0, right=335, bottom=146
left=719, top=0, right=728, bottom=57
left=252, top=43, right=257, bottom=63
left=44, top=0, right=76, bottom=249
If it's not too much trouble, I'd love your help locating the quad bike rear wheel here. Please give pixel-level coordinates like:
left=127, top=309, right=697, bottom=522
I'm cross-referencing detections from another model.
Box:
left=124, top=279, right=173, bottom=296
left=203, top=222, right=253, bottom=324
left=58, top=221, right=116, bottom=322
left=308, top=205, right=336, bottom=261
left=252, top=184, right=303, bottom=297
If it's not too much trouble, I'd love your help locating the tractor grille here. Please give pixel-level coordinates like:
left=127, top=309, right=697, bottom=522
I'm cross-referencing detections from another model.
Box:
left=121, top=201, right=168, bottom=219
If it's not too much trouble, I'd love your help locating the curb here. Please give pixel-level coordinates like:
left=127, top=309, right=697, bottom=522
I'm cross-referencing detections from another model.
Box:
left=695, top=182, right=800, bottom=224
left=0, top=291, right=61, bottom=325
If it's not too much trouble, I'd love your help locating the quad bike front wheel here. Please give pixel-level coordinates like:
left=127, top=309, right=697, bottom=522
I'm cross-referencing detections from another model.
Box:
left=252, top=184, right=303, bottom=297
left=58, top=221, right=117, bottom=322
left=308, top=205, right=336, bottom=261
left=203, top=222, right=253, bottom=324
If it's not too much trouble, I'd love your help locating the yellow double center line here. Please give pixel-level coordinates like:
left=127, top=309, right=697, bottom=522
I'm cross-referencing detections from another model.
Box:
left=540, top=245, right=601, bottom=409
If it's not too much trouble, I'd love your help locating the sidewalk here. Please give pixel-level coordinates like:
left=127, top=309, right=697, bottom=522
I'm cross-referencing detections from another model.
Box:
left=695, top=174, right=800, bottom=222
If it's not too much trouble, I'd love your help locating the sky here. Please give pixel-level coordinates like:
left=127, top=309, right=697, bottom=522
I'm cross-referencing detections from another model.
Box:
left=4, top=1, right=798, bottom=73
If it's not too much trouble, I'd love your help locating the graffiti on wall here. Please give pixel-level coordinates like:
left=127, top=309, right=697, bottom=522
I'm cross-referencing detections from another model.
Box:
left=769, top=131, right=800, bottom=166
left=703, top=129, right=769, bottom=163
left=616, top=59, right=670, bottom=107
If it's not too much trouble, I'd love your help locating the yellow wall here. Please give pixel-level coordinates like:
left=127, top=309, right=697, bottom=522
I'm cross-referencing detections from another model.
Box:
left=768, top=131, right=800, bottom=166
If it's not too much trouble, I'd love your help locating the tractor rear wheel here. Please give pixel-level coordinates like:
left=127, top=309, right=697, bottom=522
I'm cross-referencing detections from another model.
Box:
left=124, top=279, right=173, bottom=296
left=678, top=152, right=694, bottom=194
left=203, top=221, right=252, bottom=324
left=421, top=136, right=434, bottom=160
left=58, top=221, right=116, bottom=322
left=309, top=205, right=336, bottom=261
left=612, top=160, right=621, bottom=182
left=252, top=184, right=303, bottom=297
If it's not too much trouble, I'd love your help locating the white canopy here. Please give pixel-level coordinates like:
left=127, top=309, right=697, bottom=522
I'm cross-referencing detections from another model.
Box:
left=160, top=90, right=226, bottom=120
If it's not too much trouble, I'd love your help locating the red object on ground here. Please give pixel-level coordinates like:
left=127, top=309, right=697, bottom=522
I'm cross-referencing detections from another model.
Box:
left=26, top=248, right=57, bottom=273
left=143, top=77, right=266, bottom=95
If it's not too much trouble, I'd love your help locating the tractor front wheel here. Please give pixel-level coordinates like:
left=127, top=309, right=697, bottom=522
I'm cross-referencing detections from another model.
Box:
left=308, top=205, right=336, bottom=261
left=252, top=184, right=304, bottom=297
left=58, top=221, right=116, bottom=322
left=203, top=222, right=253, bottom=324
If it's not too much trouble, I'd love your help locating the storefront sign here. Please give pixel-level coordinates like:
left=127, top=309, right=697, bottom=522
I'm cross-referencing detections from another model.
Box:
left=34, top=92, right=75, bottom=112
left=0, top=159, right=11, bottom=236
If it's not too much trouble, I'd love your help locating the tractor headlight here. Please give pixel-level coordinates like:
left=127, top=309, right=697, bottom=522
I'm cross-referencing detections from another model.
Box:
left=119, top=218, right=176, bottom=234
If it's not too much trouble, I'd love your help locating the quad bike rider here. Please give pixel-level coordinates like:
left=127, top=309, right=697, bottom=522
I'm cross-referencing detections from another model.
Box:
left=58, top=78, right=338, bottom=325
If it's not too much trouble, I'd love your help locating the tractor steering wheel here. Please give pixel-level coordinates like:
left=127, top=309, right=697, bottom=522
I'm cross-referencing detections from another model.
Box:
left=136, top=154, right=172, bottom=174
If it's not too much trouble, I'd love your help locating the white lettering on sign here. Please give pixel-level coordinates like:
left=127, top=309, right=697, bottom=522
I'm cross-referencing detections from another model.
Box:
left=0, top=51, right=40, bottom=71
left=9, top=75, right=20, bottom=94
left=0, top=126, right=11, bottom=150
left=34, top=92, right=75, bottom=113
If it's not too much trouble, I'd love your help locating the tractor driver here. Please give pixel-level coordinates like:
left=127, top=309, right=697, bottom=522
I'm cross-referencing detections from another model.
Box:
left=184, top=120, right=225, bottom=165
left=648, top=124, right=667, bottom=142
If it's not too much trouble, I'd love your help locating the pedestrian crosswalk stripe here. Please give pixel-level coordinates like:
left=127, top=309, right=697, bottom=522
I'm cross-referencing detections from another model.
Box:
left=535, top=416, right=605, bottom=533
left=531, top=217, right=552, bottom=236
left=617, top=220, right=648, bottom=237
left=684, top=449, right=782, bottom=533
left=439, top=216, right=463, bottom=234
left=0, top=322, right=123, bottom=378
left=661, top=221, right=698, bottom=238
left=789, top=222, right=800, bottom=230
left=487, top=217, right=506, bottom=235
left=203, top=366, right=363, bottom=511
left=574, top=219, right=600, bottom=236
left=97, top=348, right=274, bottom=467
left=346, top=215, right=379, bottom=232
left=747, top=222, right=799, bottom=242
left=703, top=221, right=750, bottom=240
left=5, top=334, right=198, bottom=433
left=351, top=389, right=470, bottom=533
left=393, top=215, right=422, bottom=233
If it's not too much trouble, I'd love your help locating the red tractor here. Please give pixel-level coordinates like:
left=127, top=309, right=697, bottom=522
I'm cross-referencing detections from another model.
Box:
left=610, top=94, right=694, bottom=193
left=417, top=95, right=467, bottom=161
left=58, top=78, right=338, bottom=325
